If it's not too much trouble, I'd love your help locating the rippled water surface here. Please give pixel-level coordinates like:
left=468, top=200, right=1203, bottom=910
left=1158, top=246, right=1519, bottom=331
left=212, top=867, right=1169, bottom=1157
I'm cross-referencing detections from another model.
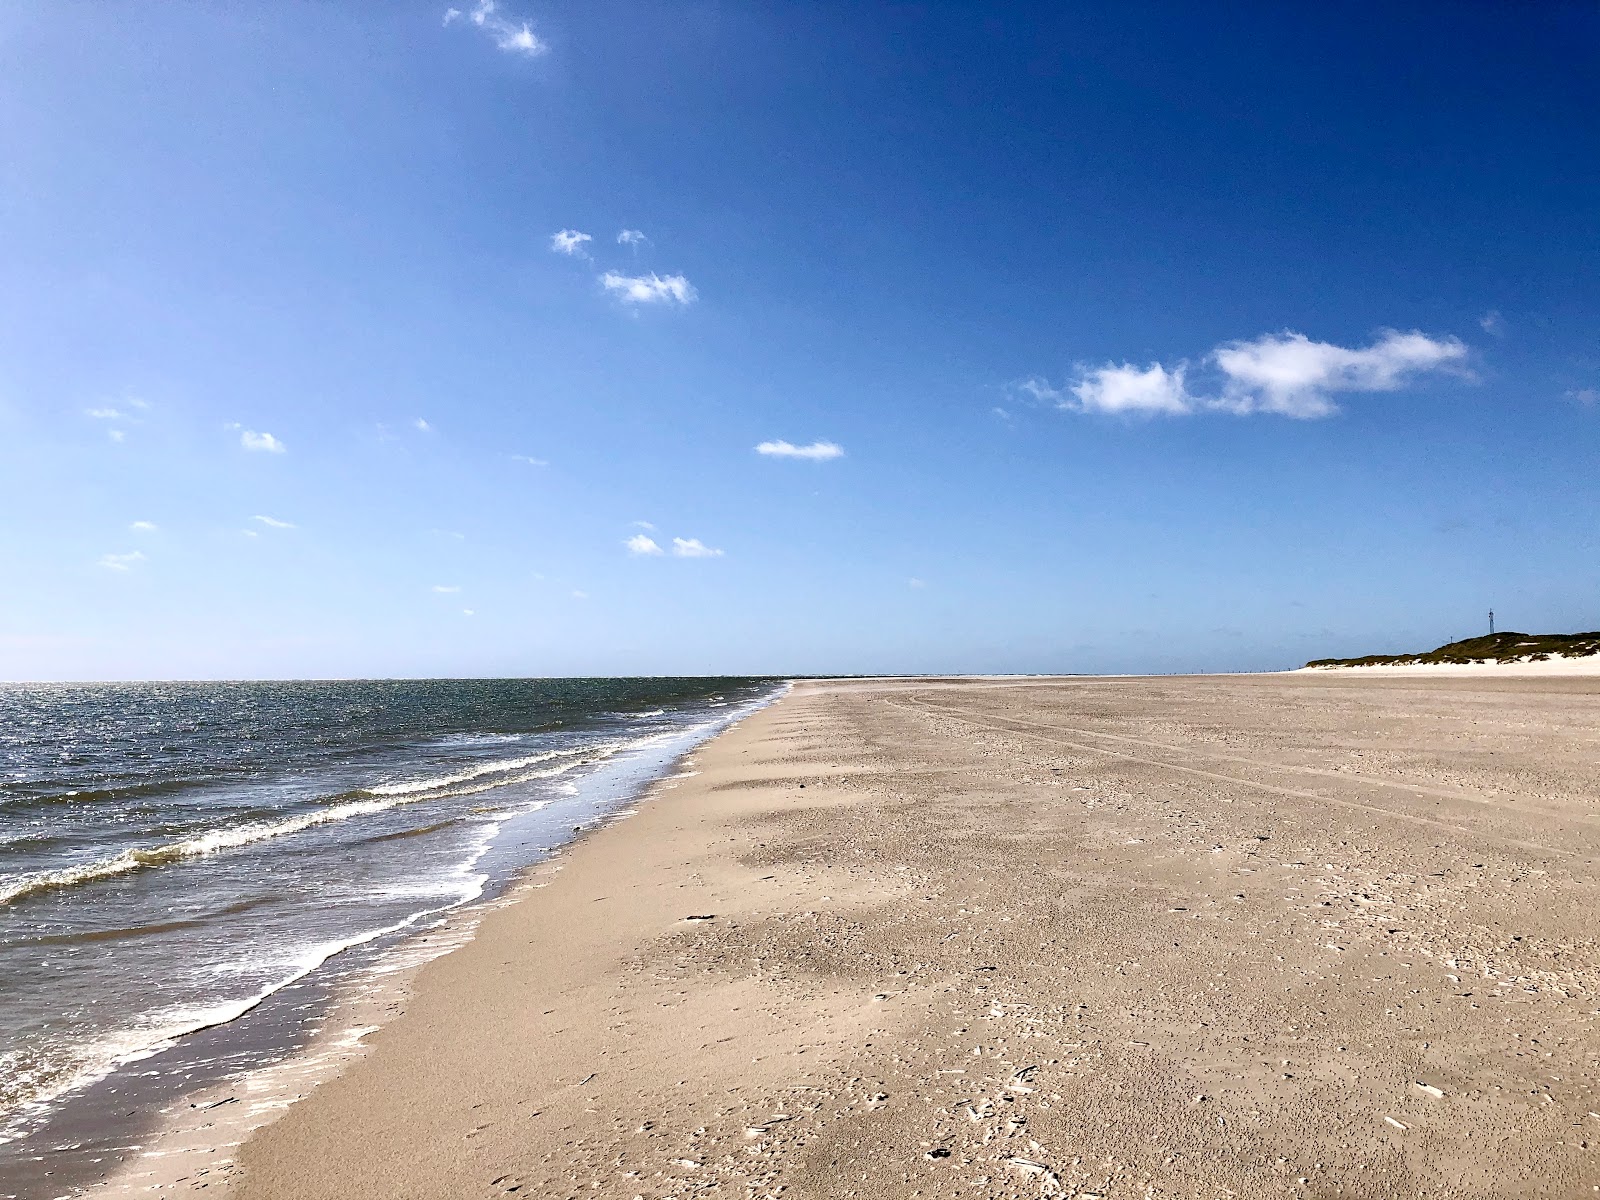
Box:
left=0, top=677, right=776, bottom=1140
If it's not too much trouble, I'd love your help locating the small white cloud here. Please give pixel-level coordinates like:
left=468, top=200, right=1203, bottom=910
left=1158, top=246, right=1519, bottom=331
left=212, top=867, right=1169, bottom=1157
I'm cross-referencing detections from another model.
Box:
left=129, top=521, right=157, bottom=533
left=86, top=407, right=124, bottom=420
left=449, top=0, right=547, bottom=55
left=462, top=608, right=476, bottom=616
left=1069, top=362, right=1194, bottom=416
left=240, top=430, right=286, bottom=453
left=1567, top=387, right=1599, bottom=407
left=617, top=229, right=648, bottom=247
left=252, top=515, right=295, bottom=529
left=432, top=584, right=462, bottom=593
left=1212, top=329, right=1467, bottom=418
left=98, top=551, right=145, bottom=571
left=510, top=454, right=549, bottom=466
left=550, top=229, right=592, bottom=256
left=414, top=417, right=433, bottom=433
left=671, top=537, right=723, bottom=558
left=571, top=589, right=589, bottom=599
left=108, top=429, right=126, bottom=443
left=909, top=577, right=926, bottom=589
left=1479, top=310, right=1505, bottom=336
left=755, top=440, right=845, bottom=461
left=601, top=271, right=696, bottom=306
left=241, top=529, right=260, bottom=538
left=625, top=534, right=664, bottom=556
left=631, top=520, right=656, bottom=530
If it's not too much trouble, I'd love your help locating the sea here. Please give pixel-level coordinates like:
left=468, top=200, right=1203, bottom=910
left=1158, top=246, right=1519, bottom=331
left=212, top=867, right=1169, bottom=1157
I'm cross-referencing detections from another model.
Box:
left=0, top=676, right=782, bottom=1197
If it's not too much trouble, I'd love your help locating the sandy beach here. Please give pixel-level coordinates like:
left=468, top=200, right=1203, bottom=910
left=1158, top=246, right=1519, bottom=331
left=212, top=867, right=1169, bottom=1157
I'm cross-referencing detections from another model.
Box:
left=133, top=674, right=1600, bottom=1199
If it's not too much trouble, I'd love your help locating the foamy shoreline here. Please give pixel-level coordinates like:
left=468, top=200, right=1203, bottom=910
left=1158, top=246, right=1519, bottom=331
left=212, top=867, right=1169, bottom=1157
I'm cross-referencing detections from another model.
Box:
left=42, top=688, right=789, bottom=1200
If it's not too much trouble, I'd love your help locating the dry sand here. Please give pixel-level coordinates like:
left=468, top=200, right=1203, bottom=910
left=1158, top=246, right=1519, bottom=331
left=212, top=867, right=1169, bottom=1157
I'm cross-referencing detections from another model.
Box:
left=163, top=675, right=1600, bottom=1198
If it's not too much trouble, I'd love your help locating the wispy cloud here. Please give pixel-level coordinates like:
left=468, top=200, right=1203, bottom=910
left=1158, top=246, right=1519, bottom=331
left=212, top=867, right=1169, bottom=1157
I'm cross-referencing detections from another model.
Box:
left=86, top=407, right=125, bottom=420
left=432, top=584, right=462, bottom=593
left=99, top=551, right=145, bottom=571
left=1043, top=328, right=1468, bottom=421
left=252, top=515, right=295, bottom=529
left=755, top=440, right=845, bottom=461
left=240, top=429, right=286, bottom=453
left=462, top=608, right=476, bottom=616
left=1567, top=387, right=1599, bottom=407
left=510, top=454, right=549, bottom=466
left=108, top=429, right=126, bottom=443
left=631, top=520, right=656, bottom=530
left=909, top=577, right=927, bottom=589
left=129, top=521, right=157, bottom=533
left=414, top=417, right=433, bottom=433
left=672, top=537, right=723, bottom=558
left=550, top=229, right=592, bottom=256
left=445, top=0, right=547, bottom=56
left=601, top=272, right=696, bottom=306
left=1479, top=310, right=1505, bottom=336
left=625, top=534, right=664, bottom=556
left=571, top=589, right=589, bottom=600
left=617, top=229, right=648, bottom=247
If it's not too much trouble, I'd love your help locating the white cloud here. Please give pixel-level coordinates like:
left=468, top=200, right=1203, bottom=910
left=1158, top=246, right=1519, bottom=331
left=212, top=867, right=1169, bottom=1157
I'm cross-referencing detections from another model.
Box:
left=129, top=521, right=157, bottom=533
left=1479, top=310, right=1505, bottom=336
left=1069, top=362, right=1194, bottom=416
left=98, top=551, right=145, bottom=571
left=1048, top=328, right=1468, bottom=421
left=571, top=589, right=589, bottom=599
left=617, top=229, right=648, bottom=247
left=241, top=530, right=260, bottom=539
left=86, top=407, right=124, bottom=420
left=462, top=608, right=476, bottom=616
left=240, top=430, right=286, bottom=453
left=601, top=271, right=696, bottom=306
left=909, top=577, right=926, bottom=589
left=414, top=417, right=433, bottom=433
left=672, top=537, right=723, bottom=558
left=108, top=429, right=126, bottom=443
left=631, top=520, right=656, bottom=530
left=755, top=440, right=845, bottom=461
left=550, top=229, right=592, bottom=256
left=432, top=584, right=462, bottom=593
left=1212, top=329, right=1467, bottom=418
left=1568, top=388, right=1599, bottom=407
left=625, top=534, right=664, bottom=556
left=510, top=454, right=548, bottom=466
left=252, top=515, right=295, bottom=529
left=448, top=0, right=548, bottom=55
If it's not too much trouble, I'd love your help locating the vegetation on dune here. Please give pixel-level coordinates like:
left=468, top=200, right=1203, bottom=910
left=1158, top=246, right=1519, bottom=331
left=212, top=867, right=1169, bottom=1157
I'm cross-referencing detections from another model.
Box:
left=1307, top=630, right=1600, bottom=669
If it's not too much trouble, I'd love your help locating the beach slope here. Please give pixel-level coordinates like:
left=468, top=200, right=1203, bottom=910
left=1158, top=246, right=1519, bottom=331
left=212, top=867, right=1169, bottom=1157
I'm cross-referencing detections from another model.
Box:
left=225, top=675, right=1600, bottom=1199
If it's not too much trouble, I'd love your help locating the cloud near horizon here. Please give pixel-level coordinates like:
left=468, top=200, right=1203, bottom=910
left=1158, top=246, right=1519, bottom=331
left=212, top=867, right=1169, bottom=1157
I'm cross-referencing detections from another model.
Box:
left=444, top=1, right=547, bottom=56
left=600, top=272, right=696, bottom=306
left=1042, top=329, right=1467, bottom=419
left=755, top=439, right=845, bottom=460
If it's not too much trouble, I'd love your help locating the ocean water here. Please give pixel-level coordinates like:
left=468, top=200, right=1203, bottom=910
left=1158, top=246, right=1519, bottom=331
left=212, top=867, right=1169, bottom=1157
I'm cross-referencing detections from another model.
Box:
left=0, top=677, right=778, bottom=1170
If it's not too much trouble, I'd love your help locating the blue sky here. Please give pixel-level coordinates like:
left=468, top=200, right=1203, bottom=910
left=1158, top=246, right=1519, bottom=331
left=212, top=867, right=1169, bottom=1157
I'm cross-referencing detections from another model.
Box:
left=2, top=2, right=1597, bottom=680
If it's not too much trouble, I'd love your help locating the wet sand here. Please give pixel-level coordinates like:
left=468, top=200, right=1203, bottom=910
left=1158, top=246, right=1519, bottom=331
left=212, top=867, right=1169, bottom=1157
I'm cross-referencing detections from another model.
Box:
left=191, top=675, right=1600, bottom=1198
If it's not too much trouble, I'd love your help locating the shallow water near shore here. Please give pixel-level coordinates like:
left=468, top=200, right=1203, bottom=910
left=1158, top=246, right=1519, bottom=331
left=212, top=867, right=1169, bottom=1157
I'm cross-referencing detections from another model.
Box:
left=0, top=677, right=782, bottom=1199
